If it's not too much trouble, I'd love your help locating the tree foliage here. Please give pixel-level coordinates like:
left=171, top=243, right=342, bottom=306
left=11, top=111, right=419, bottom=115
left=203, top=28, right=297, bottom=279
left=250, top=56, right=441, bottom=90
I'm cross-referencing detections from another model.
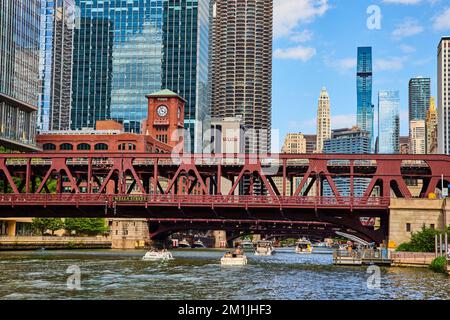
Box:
left=64, top=218, right=108, bottom=236
left=31, top=218, right=64, bottom=235
left=396, top=225, right=450, bottom=252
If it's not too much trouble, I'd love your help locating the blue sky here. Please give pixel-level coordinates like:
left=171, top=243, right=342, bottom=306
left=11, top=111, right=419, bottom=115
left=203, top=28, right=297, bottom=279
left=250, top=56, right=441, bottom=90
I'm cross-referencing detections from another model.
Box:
left=272, top=0, right=450, bottom=151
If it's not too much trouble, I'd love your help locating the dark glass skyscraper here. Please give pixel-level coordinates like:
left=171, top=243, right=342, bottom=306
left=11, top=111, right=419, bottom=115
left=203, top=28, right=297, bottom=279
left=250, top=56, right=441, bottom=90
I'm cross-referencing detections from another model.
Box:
left=409, top=77, right=431, bottom=121
left=39, top=0, right=76, bottom=132
left=356, top=47, right=374, bottom=151
left=71, top=0, right=211, bottom=152
left=378, top=90, right=400, bottom=154
left=0, top=0, right=41, bottom=151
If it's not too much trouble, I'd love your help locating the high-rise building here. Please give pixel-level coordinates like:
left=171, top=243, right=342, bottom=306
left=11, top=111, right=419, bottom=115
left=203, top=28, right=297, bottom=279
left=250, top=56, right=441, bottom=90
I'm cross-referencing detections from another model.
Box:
left=0, top=0, right=41, bottom=151
left=399, top=136, right=410, bottom=155
left=282, top=133, right=306, bottom=154
left=304, top=135, right=317, bottom=154
left=323, top=127, right=371, bottom=196
left=409, top=120, right=426, bottom=154
left=438, top=37, right=450, bottom=155
left=39, top=0, right=75, bottom=132
left=409, top=77, right=430, bottom=122
left=356, top=47, right=374, bottom=150
left=315, top=88, right=331, bottom=153
left=426, top=97, right=438, bottom=154
left=378, top=90, right=400, bottom=154
left=211, top=0, right=273, bottom=154
left=71, top=0, right=212, bottom=153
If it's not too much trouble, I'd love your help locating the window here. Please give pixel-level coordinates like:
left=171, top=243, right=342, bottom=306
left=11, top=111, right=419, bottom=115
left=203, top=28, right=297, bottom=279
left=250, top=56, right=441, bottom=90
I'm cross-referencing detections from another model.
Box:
left=94, top=143, right=108, bottom=150
left=60, top=143, right=73, bottom=150
left=43, top=143, right=56, bottom=150
left=77, top=143, right=91, bottom=150
left=406, top=223, right=411, bottom=232
left=430, top=224, right=435, bottom=230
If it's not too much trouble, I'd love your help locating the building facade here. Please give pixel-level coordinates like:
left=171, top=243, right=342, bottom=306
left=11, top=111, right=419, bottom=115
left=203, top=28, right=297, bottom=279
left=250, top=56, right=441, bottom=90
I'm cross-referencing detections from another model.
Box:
left=315, top=88, right=331, bottom=153
left=71, top=0, right=211, bottom=153
left=409, top=77, right=430, bottom=122
left=210, top=116, right=246, bottom=154
left=378, top=90, right=400, bottom=154
left=356, top=47, right=374, bottom=151
left=0, top=0, right=41, bottom=151
left=211, top=0, right=273, bottom=154
left=304, top=134, right=317, bottom=154
left=426, top=97, right=438, bottom=154
left=438, top=37, right=450, bottom=155
left=399, top=136, right=410, bottom=155
left=409, top=120, right=426, bottom=155
left=39, top=0, right=75, bottom=132
left=323, top=127, right=371, bottom=197
left=282, top=133, right=306, bottom=154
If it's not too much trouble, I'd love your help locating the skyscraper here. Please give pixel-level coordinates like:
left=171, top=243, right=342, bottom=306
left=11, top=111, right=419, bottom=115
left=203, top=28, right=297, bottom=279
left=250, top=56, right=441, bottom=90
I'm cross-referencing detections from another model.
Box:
left=378, top=90, right=400, bottom=154
left=426, top=97, right=438, bottom=154
left=438, top=37, right=450, bottom=155
left=409, top=120, right=426, bottom=154
left=211, top=0, right=273, bottom=153
left=409, top=77, right=431, bottom=121
left=0, top=0, right=41, bottom=151
left=39, top=0, right=76, bottom=132
left=356, top=47, right=374, bottom=150
left=315, top=87, right=331, bottom=153
left=282, top=133, right=306, bottom=154
left=323, top=127, right=371, bottom=196
left=71, top=0, right=211, bottom=153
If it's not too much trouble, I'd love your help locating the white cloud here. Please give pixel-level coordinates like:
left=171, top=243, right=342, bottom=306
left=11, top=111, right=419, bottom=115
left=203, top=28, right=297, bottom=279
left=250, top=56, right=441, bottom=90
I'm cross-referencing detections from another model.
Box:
left=392, top=18, right=424, bottom=39
left=325, top=57, right=357, bottom=72
left=374, top=57, right=406, bottom=71
left=432, top=8, right=450, bottom=31
left=274, top=46, right=317, bottom=61
left=274, top=0, right=330, bottom=38
left=399, top=44, right=416, bottom=53
left=289, top=29, right=314, bottom=43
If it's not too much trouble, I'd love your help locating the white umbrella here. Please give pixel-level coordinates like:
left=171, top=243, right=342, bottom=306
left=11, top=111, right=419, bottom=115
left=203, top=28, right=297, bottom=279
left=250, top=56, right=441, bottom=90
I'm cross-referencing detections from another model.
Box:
left=335, top=231, right=371, bottom=246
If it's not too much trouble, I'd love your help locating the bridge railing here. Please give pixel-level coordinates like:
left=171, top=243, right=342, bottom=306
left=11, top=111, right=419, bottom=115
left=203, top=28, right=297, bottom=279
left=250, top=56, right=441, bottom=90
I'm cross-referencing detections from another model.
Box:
left=0, top=193, right=390, bottom=208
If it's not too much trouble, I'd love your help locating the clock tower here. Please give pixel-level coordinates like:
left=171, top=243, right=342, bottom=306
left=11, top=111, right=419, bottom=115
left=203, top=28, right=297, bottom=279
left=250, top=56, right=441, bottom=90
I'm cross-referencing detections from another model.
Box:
left=145, top=89, right=185, bottom=149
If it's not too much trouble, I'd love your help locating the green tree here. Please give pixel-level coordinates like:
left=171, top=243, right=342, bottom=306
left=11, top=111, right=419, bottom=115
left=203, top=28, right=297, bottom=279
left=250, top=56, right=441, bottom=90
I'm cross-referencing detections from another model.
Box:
left=396, top=225, right=449, bottom=252
left=64, top=218, right=108, bottom=236
left=31, top=218, right=63, bottom=236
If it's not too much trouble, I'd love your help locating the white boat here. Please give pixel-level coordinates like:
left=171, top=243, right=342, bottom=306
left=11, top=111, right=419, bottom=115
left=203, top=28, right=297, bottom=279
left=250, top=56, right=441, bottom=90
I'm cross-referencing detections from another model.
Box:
left=221, top=252, right=248, bottom=266
left=178, top=239, right=191, bottom=248
left=254, top=240, right=275, bottom=256
left=241, top=240, right=255, bottom=251
left=295, top=239, right=312, bottom=254
left=142, top=250, right=174, bottom=261
left=192, top=240, right=206, bottom=248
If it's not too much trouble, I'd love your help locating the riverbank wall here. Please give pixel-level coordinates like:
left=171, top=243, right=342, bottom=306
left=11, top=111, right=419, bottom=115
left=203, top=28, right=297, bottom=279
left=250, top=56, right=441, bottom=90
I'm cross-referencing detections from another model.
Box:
left=391, top=252, right=437, bottom=267
left=0, top=236, right=112, bottom=250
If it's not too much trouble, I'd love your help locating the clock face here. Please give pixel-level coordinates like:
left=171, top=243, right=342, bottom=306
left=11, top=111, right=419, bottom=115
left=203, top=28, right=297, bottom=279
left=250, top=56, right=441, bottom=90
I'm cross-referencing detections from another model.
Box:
left=157, top=105, right=168, bottom=117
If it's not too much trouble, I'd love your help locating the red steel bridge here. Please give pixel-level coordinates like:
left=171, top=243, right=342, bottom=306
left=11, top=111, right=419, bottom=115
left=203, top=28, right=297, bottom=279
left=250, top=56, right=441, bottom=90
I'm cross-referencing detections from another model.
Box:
left=0, top=152, right=449, bottom=243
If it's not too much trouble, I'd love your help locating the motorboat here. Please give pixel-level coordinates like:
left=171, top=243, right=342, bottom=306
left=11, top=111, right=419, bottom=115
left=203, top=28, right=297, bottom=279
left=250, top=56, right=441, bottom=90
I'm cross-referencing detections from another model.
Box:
left=221, top=251, right=248, bottom=266
left=178, top=239, right=191, bottom=248
left=254, top=240, right=275, bottom=256
left=295, top=239, right=312, bottom=254
left=192, top=240, right=206, bottom=248
left=142, top=249, right=174, bottom=261
left=241, top=240, right=255, bottom=251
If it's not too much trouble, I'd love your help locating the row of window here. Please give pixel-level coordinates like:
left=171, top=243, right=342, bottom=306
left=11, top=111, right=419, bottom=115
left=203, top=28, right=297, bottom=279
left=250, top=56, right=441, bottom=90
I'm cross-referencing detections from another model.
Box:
left=43, top=143, right=109, bottom=151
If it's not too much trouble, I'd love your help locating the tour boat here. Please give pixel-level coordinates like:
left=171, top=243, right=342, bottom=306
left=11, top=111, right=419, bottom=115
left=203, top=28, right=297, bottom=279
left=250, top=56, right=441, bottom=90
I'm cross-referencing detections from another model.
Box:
left=295, top=239, right=312, bottom=254
left=241, top=240, right=255, bottom=251
left=191, top=240, right=206, bottom=248
left=254, top=240, right=275, bottom=256
left=178, top=239, right=191, bottom=248
left=142, top=250, right=174, bottom=261
left=220, top=251, right=248, bottom=266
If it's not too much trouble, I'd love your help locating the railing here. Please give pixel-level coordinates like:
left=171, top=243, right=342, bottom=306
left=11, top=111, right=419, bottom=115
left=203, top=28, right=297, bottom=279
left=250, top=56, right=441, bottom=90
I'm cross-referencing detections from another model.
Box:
left=0, top=194, right=390, bottom=208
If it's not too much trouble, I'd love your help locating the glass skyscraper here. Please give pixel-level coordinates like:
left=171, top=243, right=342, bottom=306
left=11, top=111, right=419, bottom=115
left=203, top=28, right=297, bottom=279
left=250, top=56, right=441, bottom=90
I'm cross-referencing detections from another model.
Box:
left=409, top=77, right=431, bottom=121
left=378, top=90, right=400, bottom=154
left=39, top=0, right=76, bottom=132
left=0, top=0, right=41, bottom=151
left=71, top=0, right=211, bottom=152
left=356, top=47, right=374, bottom=151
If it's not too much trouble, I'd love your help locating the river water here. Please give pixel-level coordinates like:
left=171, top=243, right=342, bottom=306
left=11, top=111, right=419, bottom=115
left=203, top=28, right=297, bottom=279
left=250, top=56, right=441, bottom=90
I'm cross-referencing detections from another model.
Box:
left=0, top=249, right=448, bottom=300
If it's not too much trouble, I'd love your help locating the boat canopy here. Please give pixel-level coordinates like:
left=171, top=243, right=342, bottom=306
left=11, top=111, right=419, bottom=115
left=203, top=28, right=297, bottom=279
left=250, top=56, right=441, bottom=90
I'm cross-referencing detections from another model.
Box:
left=335, top=231, right=370, bottom=246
